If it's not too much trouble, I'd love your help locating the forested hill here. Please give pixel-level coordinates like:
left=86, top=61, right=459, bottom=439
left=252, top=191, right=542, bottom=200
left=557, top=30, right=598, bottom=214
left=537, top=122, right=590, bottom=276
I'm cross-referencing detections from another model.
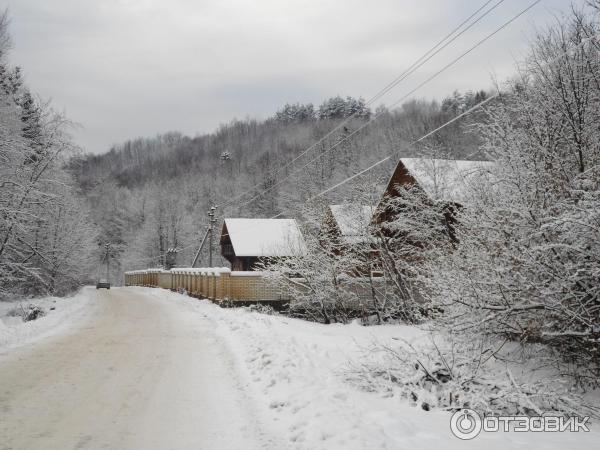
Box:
left=68, top=91, right=489, bottom=274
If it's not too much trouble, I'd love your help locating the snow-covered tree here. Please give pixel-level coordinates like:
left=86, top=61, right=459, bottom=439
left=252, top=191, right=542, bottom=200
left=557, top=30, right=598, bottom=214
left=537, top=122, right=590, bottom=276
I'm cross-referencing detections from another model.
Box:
left=318, top=96, right=371, bottom=120
left=0, top=12, right=97, bottom=298
left=274, top=102, right=315, bottom=123
left=427, top=8, right=600, bottom=382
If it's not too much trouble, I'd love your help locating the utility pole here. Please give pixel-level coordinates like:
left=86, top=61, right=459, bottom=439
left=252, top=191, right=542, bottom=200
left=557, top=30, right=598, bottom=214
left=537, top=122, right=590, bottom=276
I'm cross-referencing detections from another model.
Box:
left=189, top=205, right=218, bottom=268
left=104, top=243, right=110, bottom=282
left=190, top=228, right=209, bottom=268
left=208, top=205, right=217, bottom=267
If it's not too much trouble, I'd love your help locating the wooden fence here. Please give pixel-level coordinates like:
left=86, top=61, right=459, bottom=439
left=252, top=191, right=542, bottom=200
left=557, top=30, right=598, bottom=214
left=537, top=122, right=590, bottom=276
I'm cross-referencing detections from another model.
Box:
left=124, top=267, right=292, bottom=303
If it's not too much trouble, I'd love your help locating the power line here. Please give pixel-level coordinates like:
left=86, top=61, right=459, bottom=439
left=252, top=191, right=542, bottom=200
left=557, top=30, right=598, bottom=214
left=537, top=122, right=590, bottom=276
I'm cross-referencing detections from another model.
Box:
left=225, top=0, right=541, bottom=214
left=180, top=101, right=503, bottom=247
left=307, top=96, right=498, bottom=201
left=135, top=0, right=542, bottom=266
left=350, top=0, right=504, bottom=108
left=132, top=0, right=600, bottom=270
left=218, top=0, right=505, bottom=211
left=307, top=32, right=600, bottom=201
left=194, top=21, right=600, bottom=247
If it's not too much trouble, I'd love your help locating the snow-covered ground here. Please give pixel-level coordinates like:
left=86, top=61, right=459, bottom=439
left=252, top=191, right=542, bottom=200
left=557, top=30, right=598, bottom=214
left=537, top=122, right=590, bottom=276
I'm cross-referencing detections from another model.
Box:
left=145, top=288, right=599, bottom=450
left=0, top=286, right=97, bottom=353
left=0, top=286, right=597, bottom=449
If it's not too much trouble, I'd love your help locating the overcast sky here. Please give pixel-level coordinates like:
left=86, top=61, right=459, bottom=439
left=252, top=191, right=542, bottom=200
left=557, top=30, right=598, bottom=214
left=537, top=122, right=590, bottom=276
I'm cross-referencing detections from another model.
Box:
left=5, top=0, right=583, bottom=154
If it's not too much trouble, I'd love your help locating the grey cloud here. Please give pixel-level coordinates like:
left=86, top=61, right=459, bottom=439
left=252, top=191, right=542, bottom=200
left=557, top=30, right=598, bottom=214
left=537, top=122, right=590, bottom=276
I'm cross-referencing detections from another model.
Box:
left=5, top=0, right=580, bottom=153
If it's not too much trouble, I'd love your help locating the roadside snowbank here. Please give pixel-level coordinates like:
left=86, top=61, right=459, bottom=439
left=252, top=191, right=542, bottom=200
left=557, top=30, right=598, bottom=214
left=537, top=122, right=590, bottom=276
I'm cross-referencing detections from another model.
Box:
left=146, top=288, right=599, bottom=450
left=0, top=286, right=96, bottom=353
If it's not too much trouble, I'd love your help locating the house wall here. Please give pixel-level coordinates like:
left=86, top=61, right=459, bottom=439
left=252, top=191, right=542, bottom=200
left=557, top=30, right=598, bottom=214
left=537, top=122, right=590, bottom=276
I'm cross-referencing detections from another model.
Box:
left=231, top=257, right=259, bottom=271
left=373, top=160, right=419, bottom=225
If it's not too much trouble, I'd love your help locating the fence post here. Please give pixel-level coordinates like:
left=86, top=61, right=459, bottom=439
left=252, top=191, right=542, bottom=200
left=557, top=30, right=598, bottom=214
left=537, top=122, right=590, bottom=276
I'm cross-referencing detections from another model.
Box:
left=219, top=269, right=231, bottom=301
left=209, top=272, right=215, bottom=300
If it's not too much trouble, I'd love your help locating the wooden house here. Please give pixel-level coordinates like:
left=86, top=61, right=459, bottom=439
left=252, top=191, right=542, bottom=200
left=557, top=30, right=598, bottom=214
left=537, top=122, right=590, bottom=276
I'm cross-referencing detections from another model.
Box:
left=322, top=204, right=376, bottom=247
left=373, top=157, right=495, bottom=229
left=320, top=204, right=382, bottom=277
left=320, top=203, right=376, bottom=252
left=220, top=218, right=306, bottom=271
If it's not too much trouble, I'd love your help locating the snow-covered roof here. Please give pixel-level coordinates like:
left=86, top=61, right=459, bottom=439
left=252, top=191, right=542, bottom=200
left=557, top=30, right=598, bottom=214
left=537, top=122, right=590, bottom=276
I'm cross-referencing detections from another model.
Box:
left=329, top=204, right=375, bottom=237
left=223, top=218, right=306, bottom=257
left=396, top=158, right=495, bottom=205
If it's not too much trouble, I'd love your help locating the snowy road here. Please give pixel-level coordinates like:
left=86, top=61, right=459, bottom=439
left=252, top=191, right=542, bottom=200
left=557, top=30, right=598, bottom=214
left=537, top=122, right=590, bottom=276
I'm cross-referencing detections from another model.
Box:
left=0, top=288, right=278, bottom=450
left=1, top=287, right=598, bottom=450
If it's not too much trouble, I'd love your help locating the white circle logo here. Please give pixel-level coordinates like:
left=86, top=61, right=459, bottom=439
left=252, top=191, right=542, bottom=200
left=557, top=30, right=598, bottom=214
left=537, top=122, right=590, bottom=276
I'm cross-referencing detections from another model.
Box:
left=450, top=408, right=482, bottom=440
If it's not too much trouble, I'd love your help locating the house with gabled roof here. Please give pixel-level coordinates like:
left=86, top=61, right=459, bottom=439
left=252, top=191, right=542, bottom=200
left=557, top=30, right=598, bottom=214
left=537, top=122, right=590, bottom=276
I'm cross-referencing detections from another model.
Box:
left=220, top=218, right=306, bottom=271
left=319, top=203, right=382, bottom=277
left=322, top=204, right=375, bottom=246
left=373, top=157, right=495, bottom=226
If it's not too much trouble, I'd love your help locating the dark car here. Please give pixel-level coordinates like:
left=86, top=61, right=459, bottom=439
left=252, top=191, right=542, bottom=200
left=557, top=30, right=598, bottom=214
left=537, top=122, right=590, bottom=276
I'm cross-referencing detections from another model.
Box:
left=96, top=279, right=110, bottom=289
